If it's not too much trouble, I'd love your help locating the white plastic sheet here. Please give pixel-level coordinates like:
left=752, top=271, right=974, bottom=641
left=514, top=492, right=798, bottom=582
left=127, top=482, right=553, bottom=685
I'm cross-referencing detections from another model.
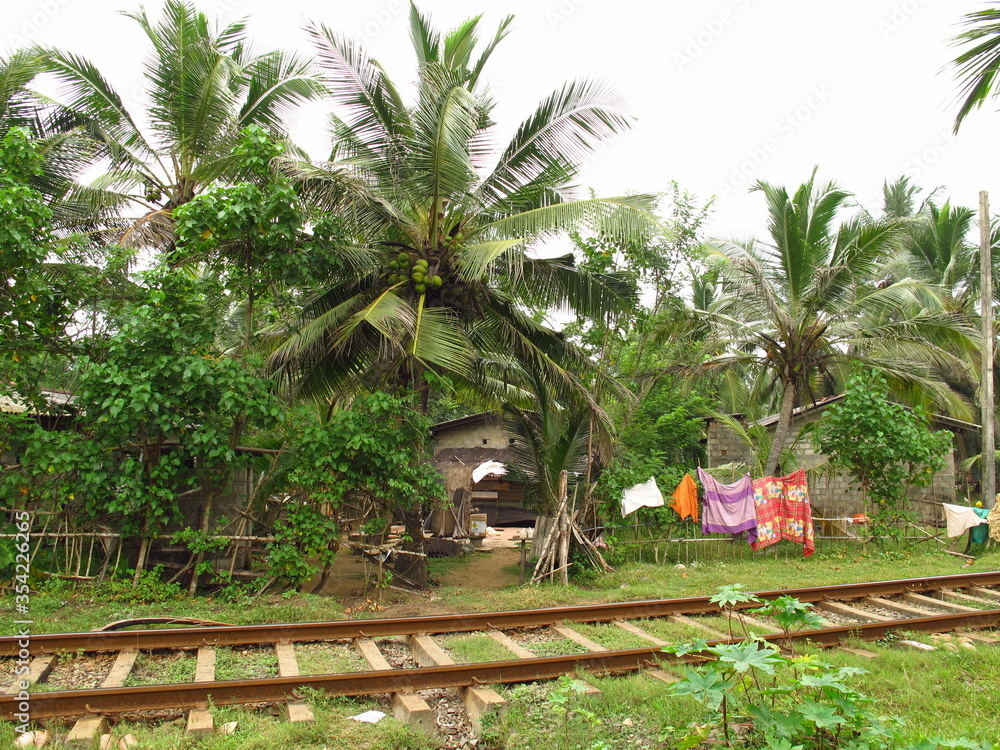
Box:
left=350, top=710, right=386, bottom=724
left=621, top=477, right=664, bottom=517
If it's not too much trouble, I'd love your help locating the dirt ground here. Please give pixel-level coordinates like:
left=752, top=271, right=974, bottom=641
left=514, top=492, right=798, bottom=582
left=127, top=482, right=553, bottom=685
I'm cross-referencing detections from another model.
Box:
left=310, top=528, right=527, bottom=617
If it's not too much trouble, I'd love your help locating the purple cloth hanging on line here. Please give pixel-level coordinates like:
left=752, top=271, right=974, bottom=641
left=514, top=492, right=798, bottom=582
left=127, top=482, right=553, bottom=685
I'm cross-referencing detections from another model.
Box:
left=696, top=467, right=758, bottom=543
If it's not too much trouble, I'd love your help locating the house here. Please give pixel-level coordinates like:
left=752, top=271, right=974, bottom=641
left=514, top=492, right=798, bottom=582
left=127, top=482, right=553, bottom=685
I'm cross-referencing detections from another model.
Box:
left=704, top=395, right=978, bottom=523
left=429, top=413, right=533, bottom=535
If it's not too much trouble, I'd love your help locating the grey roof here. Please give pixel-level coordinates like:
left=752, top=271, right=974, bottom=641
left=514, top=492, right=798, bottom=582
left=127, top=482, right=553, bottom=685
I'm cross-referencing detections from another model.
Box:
left=430, top=412, right=501, bottom=435
left=719, top=392, right=980, bottom=432
left=0, top=388, right=77, bottom=415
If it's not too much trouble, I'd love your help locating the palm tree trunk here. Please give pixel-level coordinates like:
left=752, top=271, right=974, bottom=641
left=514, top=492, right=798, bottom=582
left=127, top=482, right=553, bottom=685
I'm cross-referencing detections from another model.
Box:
left=395, top=365, right=429, bottom=588
left=396, top=508, right=427, bottom=587
left=764, top=382, right=796, bottom=476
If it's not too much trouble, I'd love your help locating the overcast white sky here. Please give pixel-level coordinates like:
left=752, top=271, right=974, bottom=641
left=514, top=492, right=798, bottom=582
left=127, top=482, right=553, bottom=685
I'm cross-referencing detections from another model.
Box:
left=4, top=0, right=999, bottom=241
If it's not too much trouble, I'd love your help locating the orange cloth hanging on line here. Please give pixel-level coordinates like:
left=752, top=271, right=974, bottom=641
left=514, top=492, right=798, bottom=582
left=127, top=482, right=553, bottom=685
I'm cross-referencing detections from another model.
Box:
left=669, top=473, right=699, bottom=523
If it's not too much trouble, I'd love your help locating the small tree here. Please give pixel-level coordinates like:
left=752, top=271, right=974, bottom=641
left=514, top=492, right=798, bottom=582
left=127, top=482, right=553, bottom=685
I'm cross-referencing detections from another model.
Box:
left=267, top=393, right=446, bottom=590
left=817, top=371, right=950, bottom=528
left=3, top=271, right=282, bottom=590
left=0, top=128, right=72, bottom=400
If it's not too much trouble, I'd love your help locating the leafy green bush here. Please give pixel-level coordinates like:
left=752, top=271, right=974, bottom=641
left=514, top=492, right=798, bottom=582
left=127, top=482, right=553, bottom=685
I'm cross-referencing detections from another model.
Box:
left=817, top=371, right=950, bottom=530
left=96, top=566, right=183, bottom=604
left=663, top=585, right=993, bottom=750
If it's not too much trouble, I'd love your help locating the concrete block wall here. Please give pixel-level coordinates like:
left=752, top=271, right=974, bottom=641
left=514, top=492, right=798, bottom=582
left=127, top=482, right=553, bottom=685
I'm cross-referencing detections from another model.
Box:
left=433, top=418, right=512, bottom=449
left=705, top=420, right=753, bottom=467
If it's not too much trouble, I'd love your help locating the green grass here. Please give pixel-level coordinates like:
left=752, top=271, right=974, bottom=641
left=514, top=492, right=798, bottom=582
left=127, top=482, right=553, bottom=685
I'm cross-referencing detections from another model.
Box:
left=689, top=613, right=776, bottom=638
left=0, top=580, right=347, bottom=636
left=8, top=546, right=998, bottom=638
left=424, top=546, right=1000, bottom=617
left=436, top=632, right=515, bottom=663
left=214, top=647, right=278, bottom=681
left=0, top=696, right=436, bottom=750
left=525, top=637, right=588, bottom=658
left=569, top=622, right=652, bottom=651
left=488, top=673, right=695, bottom=750
left=796, top=637, right=1000, bottom=743
left=631, top=617, right=720, bottom=644
left=123, top=649, right=196, bottom=686
left=484, top=638, right=1000, bottom=749
left=295, top=642, right=365, bottom=675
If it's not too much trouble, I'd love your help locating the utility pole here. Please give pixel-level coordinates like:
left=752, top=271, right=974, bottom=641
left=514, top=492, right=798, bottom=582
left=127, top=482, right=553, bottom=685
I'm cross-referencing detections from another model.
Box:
left=980, top=190, right=995, bottom=509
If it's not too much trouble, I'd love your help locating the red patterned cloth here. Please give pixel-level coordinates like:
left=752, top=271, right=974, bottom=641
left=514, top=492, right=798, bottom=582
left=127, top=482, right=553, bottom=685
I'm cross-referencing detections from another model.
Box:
left=750, top=469, right=815, bottom=557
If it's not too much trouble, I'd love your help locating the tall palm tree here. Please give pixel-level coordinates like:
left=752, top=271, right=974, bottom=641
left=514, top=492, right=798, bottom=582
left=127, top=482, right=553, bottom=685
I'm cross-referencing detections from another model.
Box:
left=269, top=5, right=655, bottom=584
left=270, top=4, right=656, bottom=413
left=42, top=0, right=324, bottom=246
left=699, top=171, right=977, bottom=476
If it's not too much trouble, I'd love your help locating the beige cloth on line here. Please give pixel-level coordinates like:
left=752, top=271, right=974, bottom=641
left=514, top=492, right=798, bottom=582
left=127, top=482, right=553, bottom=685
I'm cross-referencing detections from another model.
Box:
left=988, top=503, right=1000, bottom=542
left=942, top=503, right=987, bottom=538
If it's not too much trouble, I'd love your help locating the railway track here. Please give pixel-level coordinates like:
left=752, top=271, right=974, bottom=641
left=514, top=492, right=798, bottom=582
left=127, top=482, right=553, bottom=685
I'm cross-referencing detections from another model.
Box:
left=4, top=571, right=1000, bottom=744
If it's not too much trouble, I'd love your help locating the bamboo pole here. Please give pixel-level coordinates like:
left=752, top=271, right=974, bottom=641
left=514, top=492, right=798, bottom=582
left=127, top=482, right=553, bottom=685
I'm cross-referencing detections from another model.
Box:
left=981, top=190, right=996, bottom=509
left=84, top=534, right=96, bottom=577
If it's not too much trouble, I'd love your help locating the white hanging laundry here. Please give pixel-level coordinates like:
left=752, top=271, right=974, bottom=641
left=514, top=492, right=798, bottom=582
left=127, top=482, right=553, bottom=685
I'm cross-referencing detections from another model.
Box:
left=942, top=503, right=988, bottom=538
left=621, top=477, right=664, bottom=517
left=472, top=460, right=508, bottom=483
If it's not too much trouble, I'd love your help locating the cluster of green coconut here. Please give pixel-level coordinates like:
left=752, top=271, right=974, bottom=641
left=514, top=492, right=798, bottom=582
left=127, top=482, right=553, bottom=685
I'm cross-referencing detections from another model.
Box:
left=386, top=253, right=443, bottom=294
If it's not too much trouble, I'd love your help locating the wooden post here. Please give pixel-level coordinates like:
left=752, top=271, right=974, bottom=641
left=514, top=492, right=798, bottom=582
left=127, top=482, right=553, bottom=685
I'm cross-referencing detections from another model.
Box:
left=519, top=537, right=526, bottom=585
left=557, top=471, right=570, bottom=585
left=981, top=190, right=996, bottom=509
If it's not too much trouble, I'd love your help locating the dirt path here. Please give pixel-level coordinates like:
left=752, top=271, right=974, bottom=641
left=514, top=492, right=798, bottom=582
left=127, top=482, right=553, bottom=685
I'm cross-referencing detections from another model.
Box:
left=441, top=546, right=521, bottom=590
left=311, top=535, right=525, bottom=618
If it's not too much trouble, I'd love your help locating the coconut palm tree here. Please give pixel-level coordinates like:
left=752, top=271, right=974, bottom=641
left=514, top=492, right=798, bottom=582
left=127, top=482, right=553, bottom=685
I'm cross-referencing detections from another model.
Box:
left=271, top=5, right=656, bottom=412
left=698, top=170, right=977, bottom=477
left=269, top=5, right=656, bottom=584
left=41, top=0, right=324, bottom=246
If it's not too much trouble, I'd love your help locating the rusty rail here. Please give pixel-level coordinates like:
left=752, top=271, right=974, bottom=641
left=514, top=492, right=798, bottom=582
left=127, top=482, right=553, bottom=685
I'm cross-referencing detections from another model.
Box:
left=4, top=570, right=1000, bottom=657
left=5, top=608, right=1000, bottom=719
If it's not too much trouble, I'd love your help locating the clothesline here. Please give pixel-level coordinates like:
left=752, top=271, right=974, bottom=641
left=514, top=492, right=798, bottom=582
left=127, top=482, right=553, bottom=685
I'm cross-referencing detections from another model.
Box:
left=663, top=468, right=817, bottom=557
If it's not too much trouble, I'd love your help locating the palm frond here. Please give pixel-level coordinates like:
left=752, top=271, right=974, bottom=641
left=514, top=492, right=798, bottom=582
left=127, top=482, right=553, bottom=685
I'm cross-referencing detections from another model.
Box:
left=42, top=47, right=158, bottom=175
left=239, top=50, right=326, bottom=132
left=951, top=6, right=1000, bottom=130
left=477, top=79, right=633, bottom=207
left=306, top=20, right=410, bottom=162
left=481, top=194, right=659, bottom=244
left=408, top=3, right=441, bottom=67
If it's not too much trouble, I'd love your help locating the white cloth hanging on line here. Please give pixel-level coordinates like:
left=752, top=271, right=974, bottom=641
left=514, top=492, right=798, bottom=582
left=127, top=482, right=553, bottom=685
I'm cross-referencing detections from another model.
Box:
left=621, top=477, right=664, bottom=517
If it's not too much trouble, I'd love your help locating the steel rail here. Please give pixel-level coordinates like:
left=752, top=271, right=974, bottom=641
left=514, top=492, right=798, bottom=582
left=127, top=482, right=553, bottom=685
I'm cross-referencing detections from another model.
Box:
left=3, top=570, right=1000, bottom=657
left=5, top=607, right=999, bottom=720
